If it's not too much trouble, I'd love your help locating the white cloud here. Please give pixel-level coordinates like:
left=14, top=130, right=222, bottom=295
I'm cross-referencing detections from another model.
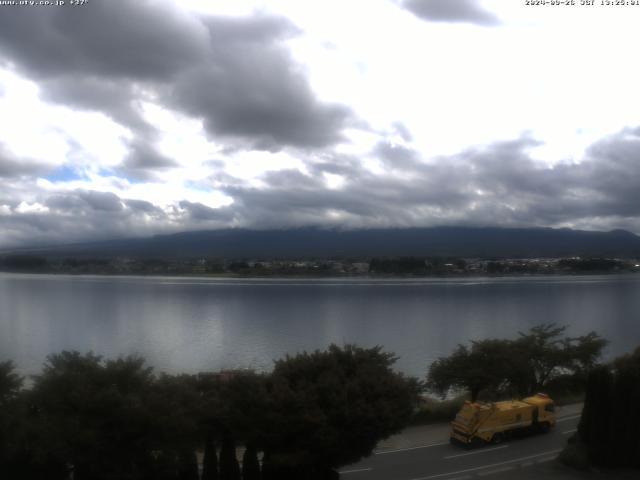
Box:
left=15, top=201, right=49, bottom=214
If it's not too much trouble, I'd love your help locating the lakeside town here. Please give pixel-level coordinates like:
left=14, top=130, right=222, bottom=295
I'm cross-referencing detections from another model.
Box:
left=2, top=255, right=639, bottom=276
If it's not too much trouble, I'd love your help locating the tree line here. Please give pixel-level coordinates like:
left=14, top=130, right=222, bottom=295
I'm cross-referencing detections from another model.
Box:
left=0, top=345, right=419, bottom=480
left=0, top=326, right=613, bottom=479
left=426, top=324, right=607, bottom=401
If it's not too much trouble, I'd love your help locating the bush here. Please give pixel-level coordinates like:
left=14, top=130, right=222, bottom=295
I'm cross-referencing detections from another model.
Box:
left=409, top=395, right=466, bottom=425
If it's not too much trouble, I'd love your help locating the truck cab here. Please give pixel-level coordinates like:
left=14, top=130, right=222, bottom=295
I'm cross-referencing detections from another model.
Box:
left=522, top=392, right=556, bottom=430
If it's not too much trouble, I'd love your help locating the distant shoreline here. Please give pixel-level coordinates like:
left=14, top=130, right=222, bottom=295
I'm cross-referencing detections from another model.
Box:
left=1, top=269, right=638, bottom=280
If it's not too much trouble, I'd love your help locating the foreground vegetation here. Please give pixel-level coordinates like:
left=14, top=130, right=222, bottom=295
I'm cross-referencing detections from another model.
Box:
left=561, top=347, right=640, bottom=471
left=0, top=325, right=620, bottom=478
left=0, top=345, right=419, bottom=480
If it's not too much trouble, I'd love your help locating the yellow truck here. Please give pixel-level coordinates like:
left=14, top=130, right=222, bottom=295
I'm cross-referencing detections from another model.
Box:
left=450, top=393, right=556, bottom=447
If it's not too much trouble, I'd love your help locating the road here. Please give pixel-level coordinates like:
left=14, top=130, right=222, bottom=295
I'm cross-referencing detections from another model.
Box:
left=339, top=411, right=581, bottom=480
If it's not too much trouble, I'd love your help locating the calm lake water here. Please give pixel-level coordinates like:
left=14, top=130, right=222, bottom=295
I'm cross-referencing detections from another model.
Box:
left=1, top=273, right=639, bottom=377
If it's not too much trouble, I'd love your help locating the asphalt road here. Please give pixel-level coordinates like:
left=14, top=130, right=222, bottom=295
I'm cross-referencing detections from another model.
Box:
left=339, top=413, right=581, bottom=480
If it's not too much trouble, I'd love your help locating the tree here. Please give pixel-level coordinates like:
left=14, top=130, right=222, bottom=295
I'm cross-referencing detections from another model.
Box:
left=427, top=324, right=607, bottom=400
left=199, top=371, right=269, bottom=448
left=0, top=361, right=24, bottom=476
left=241, top=444, right=260, bottom=480
left=150, top=373, right=202, bottom=453
left=427, top=340, right=514, bottom=401
left=514, top=324, right=607, bottom=394
left=262, top=344, right=420, bottom=475
left=202, top=436, right=219, bottom=480
left=219, top=434, right=241, bottom=480
left=0, top=360, right=22, bottom=404
left=576, top=347, right=640, bottom=468
left=27, top=351, right=158, bottom=480
left=177, top=449, right=199, bottom=480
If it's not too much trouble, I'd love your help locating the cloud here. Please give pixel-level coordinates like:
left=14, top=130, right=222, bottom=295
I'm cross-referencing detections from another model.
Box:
left=170, top=16, right=352, bottom=150
left=400, top=0, right=501, bottom=26
left=210, top=129, right=640, bottom=233
left=0, top=189, right=175, bottom=247
left=178, top=200, right=234, bottom=222
left=124, top=199, right=164, bottom=214
left=0, top=144, right=49, bottom=178
left=0, top=0, right=354, bottom=156
left=0, top=1, right=639, bottom=248
left=117, top=139, right=179, bottom=181
left=76, top=190, right=124, bottom=213
left=2, top=127, right=640, bottom=248
left=374, top=141, right=420, bottom=168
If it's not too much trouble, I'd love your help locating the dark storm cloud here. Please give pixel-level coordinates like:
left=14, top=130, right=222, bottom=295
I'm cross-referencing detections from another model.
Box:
left=77, top=190, right=124, bottom=212
left=307, top=155, right=365, bottom=178
left=400, top=0, right=501, bottom=26
left=0, top=145, right=49, bottom=178
left=45, top=194, right=85, bottom=211
left=218, top=158, right=474, bottom=229
left=47, top=190, right=124, bottom=213
left=117, top=139, right=179, bottom=181
left=178, top=200, right=234, bottom=222
left=0, top=0, right=208, bottom=80
left=124, top=199, right=163, bottom=214
left=4, top=128, right=640, bottom=247
left=209, top=129, right=640, bottom=232
left=1, top=189, right=172, bottom=247
left=0, top=0, right=354, bottom=157
left=41, top=77, right=154, bottom=137
left=45, top=191, right=164, bottom=218
left=171, top=15, right=352, bottom=150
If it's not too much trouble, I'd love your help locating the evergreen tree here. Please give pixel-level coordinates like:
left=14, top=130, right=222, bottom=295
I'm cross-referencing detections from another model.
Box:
left=177, top=449, right=199, bottom=480
left=219, top=434, right=241, bottom=480
left=578, top=366, right=614, bottom=466
left=154, top=451, right=179, bottom=480
left=260, top=452, right=274, bottom=480
left=202, top=436, right=219, bottom=480
left=242, top=444, right=260, bottom=480
left=577, top=347, right=640, bottom=468
left=264, top=344, right=419, bottom=474
left=611, top=348, right=640, bottom=468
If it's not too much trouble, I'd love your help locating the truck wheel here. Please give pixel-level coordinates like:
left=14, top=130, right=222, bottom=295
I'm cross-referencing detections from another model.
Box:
left=491, top=433, right=505, bottom=444
left=539, top=422, right=551, bottom=433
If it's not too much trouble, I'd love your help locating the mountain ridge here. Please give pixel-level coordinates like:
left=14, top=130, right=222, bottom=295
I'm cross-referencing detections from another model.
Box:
left=4, top=226, right=640, bottom=259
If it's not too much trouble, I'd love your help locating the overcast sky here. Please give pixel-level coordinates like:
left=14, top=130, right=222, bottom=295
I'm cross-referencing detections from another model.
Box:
left=1, top=0, right=640, bottom=248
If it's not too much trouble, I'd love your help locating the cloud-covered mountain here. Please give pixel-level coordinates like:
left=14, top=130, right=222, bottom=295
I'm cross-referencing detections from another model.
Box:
left=10, top=226, right=640, bottom=260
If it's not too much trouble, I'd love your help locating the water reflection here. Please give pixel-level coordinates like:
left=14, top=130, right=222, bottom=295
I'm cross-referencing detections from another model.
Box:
left=1, top=273, right=639, bottom=377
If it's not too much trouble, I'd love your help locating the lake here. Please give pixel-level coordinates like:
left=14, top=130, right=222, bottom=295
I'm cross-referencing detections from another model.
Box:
left=1, top=273, right=639, bottom=377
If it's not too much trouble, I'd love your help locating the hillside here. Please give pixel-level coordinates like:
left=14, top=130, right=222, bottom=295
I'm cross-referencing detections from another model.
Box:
left=5, top=226, right=640, bottom=260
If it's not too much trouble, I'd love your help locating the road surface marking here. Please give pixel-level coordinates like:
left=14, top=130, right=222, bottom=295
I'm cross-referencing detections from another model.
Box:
left=339, top=467, right=372, bottom=474
left=375, top=442, right=449, bottom=455
left=562, top=428, right=577, bottom=435
left=477, top=466, right=514, bottom=476
left=556, top=414, right=581, bottom=423
left=410, top=449, right=563, bottom=480
left=444, top=445, right=508, bottom=460
left=537, top=456, right=557, bottom=463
